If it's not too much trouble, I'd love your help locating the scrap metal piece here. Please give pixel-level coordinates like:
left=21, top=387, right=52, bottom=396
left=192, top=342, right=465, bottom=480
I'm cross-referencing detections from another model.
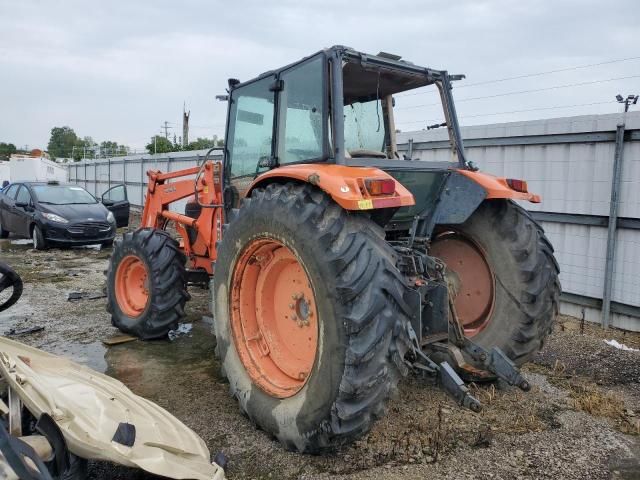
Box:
left=0, top=262, right=23, bottom=313
left=0, top=336, right=226, bottom=480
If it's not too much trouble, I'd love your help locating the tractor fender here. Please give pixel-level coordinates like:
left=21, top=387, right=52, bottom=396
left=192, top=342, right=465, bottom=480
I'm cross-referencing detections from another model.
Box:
left=457, top=169, right=541, bottom=203
left=247, top=164, right=415, bottom=211
left=432, top=170, right=540, bottom=227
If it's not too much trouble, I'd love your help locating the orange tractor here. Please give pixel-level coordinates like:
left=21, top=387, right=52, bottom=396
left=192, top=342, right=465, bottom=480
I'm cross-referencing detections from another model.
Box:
left=107, top=47, right=560, bottom=453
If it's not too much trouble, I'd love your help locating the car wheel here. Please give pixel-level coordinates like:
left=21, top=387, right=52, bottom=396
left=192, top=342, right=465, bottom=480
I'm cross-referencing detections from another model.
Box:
left=32, top=225, right=47, bottom=250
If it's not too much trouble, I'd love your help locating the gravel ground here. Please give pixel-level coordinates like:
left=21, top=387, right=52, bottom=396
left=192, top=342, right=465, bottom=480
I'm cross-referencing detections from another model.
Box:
left=0, top=228, right=638, bottom=480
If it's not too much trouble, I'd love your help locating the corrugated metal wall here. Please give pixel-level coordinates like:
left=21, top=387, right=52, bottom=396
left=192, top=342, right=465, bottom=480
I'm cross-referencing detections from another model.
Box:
left=397, top=111, right=640, bottom=331
left=68, top=112, right=640, bottom=331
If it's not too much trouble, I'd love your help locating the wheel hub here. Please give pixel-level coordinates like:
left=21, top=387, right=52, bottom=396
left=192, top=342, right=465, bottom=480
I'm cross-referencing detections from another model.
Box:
left=231, top=238, right=319, bottom=398
left=115, top=255, right=150, bottom=317
left=430, top=232, right=496, bottom=337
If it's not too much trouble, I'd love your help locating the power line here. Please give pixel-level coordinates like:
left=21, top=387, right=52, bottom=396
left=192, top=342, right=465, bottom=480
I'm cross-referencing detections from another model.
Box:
left=396, top=101, right=614, bottom=126
left=399, top=55, right=640, bottom=97
left=396, top=75, right=640, bottom=110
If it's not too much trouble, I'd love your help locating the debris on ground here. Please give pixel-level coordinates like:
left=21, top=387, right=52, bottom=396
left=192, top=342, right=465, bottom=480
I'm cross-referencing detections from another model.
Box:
left=604, top=339, right=639, bottom=352
left=67, top=291, right=107, bottom=301
left=102, top=334, right=138, bottom=346
left=3, top=325, right=44, bottom=336
left=0, top=336, right=227, bottom=480
left=168, top=323, right=193, bottom=341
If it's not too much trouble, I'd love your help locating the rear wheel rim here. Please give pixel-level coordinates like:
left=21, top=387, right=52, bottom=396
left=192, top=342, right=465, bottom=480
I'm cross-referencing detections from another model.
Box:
left=115, top=255, right=150, bottom=317
left=230, top=238, right=319, bottom=399
left=430, top=231, right=496, bottom=337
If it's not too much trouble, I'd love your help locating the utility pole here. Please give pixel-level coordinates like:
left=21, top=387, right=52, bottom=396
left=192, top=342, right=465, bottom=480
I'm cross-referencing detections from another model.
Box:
left=161, top=121, right=172, bottom=139
left=183, top=103, right=190, bottom=148
left=601, top=94, right=638, bottom=329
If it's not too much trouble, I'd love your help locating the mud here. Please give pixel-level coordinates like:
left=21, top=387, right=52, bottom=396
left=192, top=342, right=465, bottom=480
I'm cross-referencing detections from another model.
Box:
left=0, top=230, right=638, bottom=480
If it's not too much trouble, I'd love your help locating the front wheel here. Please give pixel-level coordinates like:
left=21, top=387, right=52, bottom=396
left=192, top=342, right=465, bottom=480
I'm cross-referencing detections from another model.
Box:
left=430, top=200, right=561, bottom=365
left=106, top=228, right=189, bottom=339
left=213, top=183, right=412, bottom=453
left=32, top=225, right=47, bottom=250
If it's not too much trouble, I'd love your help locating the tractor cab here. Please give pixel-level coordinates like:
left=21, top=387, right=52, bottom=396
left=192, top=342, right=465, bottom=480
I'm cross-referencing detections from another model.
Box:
left=223, top=46, right=467, bottom=203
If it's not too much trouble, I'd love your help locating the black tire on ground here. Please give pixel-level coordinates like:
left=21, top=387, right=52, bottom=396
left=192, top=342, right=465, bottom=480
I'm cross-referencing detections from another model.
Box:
left=32, top=225, right=47, bottom=250
left=106, top=228, right=190, bottom=340
left=0, top=261, right=23, bottom=312
left=213, top=183, right=413, bottom=453
left=436, top=199, right=560, bottom=365
left=0, top=217, right=9, bottom=238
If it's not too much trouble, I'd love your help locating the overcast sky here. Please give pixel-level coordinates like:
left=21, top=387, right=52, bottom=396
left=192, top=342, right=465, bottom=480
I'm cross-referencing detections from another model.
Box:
left=1, top=0, right=638, bottom=152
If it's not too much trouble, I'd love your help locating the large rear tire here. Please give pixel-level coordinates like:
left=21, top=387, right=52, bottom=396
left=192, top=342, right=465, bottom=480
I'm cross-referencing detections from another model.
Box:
left=431, top=200, right=560, bottom=365
left=213, top=183, right=412, bottom=453
left=107, top=228, right=190, bottom=340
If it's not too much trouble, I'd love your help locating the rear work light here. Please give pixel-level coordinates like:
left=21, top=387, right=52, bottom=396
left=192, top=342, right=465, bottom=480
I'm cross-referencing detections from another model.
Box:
left=365, top=178, right=395, bottom=196
left=506, top=178, right=528, bottom=193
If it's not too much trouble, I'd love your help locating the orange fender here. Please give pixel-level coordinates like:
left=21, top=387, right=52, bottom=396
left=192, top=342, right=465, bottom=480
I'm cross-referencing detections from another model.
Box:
left=248, top=164, right=415, bottom=210
left=457, top=169, right=541, bottom=203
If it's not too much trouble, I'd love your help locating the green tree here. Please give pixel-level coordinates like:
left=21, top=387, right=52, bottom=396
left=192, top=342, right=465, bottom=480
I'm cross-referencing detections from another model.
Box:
left=0, top=142, right=17, bottom=160
left=146, top=135, right=176, bottom=154
left=184, top=136, right=224, bottom=151
left=47, top=126, right=79, bottom=160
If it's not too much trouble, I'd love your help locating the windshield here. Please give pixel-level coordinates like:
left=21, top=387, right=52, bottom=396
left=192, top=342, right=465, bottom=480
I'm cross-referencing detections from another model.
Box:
left=32, top=185, right=97, bottom=205
left=344, top=100, right=385, bottom=153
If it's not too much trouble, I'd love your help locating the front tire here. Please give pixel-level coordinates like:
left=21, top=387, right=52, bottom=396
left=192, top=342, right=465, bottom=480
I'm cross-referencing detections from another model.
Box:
left=106, top=228, right=190, bottom=339
left=431, top=200, right=560, bottom=365
left=32, top=225, right=47, bottom=250
left=213, top=183, right=412, bottom=453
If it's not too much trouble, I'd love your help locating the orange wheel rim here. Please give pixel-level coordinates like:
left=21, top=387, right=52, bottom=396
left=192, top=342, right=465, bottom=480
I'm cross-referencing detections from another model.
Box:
left=230, top=238, right=319, bottom=398
left=430, top=232, right=495, bottom=337
left=115, top=255, right=150, bottom=317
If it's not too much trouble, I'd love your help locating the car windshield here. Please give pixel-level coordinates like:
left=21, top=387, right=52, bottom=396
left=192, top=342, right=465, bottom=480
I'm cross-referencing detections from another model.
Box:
left=32, top=185, right=97, bottom=205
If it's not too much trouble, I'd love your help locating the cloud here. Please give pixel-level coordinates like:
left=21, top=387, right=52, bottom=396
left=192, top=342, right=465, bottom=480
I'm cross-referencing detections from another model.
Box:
left=0, top=0, right=638, bottom=149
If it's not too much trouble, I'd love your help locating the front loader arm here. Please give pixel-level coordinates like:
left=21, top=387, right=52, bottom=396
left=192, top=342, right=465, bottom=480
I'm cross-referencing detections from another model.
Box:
left=140, top=161, right=224, bottom=273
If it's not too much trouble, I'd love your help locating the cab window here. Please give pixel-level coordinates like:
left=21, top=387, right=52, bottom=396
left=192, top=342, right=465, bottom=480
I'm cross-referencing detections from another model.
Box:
left=277, top=56, right=326, bottom=164
left=227, top=76, right=275, bottom=179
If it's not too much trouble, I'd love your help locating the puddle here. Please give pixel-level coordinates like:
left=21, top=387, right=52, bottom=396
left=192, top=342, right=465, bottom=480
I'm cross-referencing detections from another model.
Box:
left=0, top=238, right=32, bottom=252
left=104, top=319, right=218, bottom=400
left=47, top=340, right=108, bottom=372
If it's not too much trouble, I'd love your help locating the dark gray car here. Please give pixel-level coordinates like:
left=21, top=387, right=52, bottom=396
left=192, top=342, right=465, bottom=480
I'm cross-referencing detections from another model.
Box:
left=0, top=182, right=129, bottom=249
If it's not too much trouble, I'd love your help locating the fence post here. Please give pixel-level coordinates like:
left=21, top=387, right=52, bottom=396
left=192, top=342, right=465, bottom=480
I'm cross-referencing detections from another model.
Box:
left=601, top=123, right=626, bottom=329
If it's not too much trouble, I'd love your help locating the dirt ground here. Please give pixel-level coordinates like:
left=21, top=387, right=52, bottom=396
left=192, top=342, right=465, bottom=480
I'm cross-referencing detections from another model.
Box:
left=0, top=227, right=639, bottom=480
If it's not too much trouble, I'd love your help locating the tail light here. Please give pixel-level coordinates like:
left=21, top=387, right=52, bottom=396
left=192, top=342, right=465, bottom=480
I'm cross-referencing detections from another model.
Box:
left=365, top=178, right=395, bottom=196
left=506, top=178, right=528, bottom=193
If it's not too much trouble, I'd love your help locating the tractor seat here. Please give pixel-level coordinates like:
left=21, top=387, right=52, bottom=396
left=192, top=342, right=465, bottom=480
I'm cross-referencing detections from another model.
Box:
left=348, top=149, right=387, bottom=159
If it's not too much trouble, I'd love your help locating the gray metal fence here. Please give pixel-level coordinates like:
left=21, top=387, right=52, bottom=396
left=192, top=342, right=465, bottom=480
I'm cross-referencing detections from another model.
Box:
left=68, top=111, right=640, bottom=332
left=397, top=111, right=640, bottom=332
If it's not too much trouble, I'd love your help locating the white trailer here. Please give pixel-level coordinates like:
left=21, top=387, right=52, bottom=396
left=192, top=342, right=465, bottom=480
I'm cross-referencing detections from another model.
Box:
left=9, top=155, right=68, bottom=183
left=0, top=161, right=9, bottom=186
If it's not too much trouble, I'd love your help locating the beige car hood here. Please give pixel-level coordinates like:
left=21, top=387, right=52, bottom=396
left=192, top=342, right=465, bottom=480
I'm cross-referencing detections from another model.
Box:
left=0, top=336, right=225, bottom=480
